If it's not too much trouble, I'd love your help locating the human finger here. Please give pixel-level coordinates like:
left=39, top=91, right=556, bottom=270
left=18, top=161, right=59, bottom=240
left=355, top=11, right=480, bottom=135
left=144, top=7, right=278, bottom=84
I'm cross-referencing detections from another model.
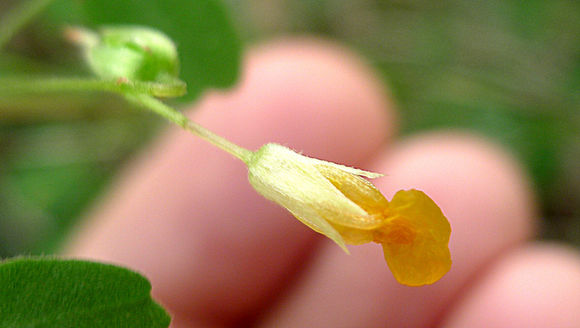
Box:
left=442, top=243, right=580, bottom=328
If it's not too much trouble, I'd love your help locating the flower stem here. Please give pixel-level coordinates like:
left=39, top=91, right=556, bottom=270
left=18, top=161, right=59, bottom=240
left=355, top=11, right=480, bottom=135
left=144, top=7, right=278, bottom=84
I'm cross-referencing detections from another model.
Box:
left=127, top=93, right=254, bottom=163
left=0, top=77, right=186, bottom=98
left=0, top=0, right=55, bottom=50
left=0, top=77, right=120, bottom=94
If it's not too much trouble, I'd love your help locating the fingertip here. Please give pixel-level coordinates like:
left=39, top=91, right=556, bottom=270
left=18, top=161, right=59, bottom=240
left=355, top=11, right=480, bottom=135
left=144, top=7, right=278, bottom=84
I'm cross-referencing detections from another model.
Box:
left=443, top=243, right=580, bottom=328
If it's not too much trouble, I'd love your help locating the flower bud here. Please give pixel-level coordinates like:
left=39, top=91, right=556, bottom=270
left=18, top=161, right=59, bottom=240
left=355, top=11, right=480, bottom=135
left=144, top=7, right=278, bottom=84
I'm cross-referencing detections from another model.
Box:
left=79, top=26, right=179, bottom=83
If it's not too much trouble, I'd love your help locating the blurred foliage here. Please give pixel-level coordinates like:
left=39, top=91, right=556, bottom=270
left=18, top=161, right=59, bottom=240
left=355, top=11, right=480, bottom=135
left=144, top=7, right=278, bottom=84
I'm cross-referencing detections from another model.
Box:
left=0, top=0, right=578, bottom=257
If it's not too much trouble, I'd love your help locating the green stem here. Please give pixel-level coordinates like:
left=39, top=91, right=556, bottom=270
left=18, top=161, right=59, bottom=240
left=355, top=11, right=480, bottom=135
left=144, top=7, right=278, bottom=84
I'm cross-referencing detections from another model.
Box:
left=0, top=77, right=120, bottom=94
left=0, top=77, right=186, bottom=97
left=127, top=93, right=254, bottom=163
left=0, top=77, right=187, bottom=98
left=0, top=0, right=55, bottom=50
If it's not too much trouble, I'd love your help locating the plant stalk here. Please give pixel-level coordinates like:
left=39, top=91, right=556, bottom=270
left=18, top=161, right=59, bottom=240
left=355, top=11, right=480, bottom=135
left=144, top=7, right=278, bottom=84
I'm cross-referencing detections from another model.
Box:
left=128, top=93, right=254, bottom=163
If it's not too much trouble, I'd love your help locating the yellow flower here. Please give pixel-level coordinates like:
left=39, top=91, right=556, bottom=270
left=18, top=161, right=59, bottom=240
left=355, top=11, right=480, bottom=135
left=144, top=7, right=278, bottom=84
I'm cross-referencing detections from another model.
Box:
left=247, top=143, right=451, bottom=286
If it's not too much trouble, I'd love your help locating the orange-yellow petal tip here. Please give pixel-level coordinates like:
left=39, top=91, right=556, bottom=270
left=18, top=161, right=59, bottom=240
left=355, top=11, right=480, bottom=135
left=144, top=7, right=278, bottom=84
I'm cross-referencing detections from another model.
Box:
left=378, top=189, right=452, bottom=286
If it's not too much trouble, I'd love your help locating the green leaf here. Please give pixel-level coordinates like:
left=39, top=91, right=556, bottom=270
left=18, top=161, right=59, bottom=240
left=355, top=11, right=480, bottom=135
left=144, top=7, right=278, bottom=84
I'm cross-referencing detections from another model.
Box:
left=46, top=0, right=241, bottom=101
left=0, top=257, right=171, bottom=328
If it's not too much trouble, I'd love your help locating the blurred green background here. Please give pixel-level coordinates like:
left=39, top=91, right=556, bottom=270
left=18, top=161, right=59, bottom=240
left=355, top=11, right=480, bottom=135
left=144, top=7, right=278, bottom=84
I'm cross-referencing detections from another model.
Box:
left=0, top=0, right=578, bottom=257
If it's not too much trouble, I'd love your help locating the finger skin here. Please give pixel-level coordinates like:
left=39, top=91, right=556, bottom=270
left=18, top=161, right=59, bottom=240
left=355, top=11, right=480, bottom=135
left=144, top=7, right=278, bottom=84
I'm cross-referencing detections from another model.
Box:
left=259, top=132, right=537, bottom=328
left=442, top=243, right=580, bottom=328
left=65, top=38, right=394, bottom=326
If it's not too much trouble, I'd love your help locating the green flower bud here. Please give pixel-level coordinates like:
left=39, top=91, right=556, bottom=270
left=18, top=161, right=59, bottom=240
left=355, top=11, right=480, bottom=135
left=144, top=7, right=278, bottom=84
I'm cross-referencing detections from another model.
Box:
left=81, top=26, right=179, bottom=83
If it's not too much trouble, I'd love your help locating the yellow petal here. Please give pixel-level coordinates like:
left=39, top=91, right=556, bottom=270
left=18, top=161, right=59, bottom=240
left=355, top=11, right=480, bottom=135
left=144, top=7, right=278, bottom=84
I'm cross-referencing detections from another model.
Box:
left=288, top=210, right=349, bottom=253
left=315, top=164, right=388, bottom=229
left=377, top=189, right=451, bottom=286
left=331, top=224, right=374, bottom=245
